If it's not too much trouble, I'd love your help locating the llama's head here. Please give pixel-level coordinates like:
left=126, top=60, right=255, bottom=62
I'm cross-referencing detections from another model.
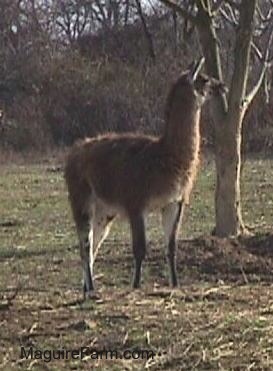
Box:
left=171, top=58, right=226, bottom=108
left=190, top=58, right=226, bottom=106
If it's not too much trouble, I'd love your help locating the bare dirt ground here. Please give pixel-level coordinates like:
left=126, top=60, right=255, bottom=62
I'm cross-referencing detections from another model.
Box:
left=1, top=161, right=273, bottom=370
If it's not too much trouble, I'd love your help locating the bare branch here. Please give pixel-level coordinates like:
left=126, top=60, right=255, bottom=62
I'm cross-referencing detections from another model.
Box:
left=212, top=0, right=240, bottom=14
left=93, top=0, right=108, bottom=27
left=211, top=0, right=225, bottom=14
left=199, top=0, right=215, bottom=16
left=199, top=0, right=210, bottom=13
left=255, top=4, right=273, bottom=36
left=244, top=28, right=273, bottom=109
left=256, top=4, right=273, bottom=23
left=220, top=1, right=239, bottom=25
left=135, top=0, right=156, bottom=61
left=220, top=6, right=238, bottom=26
left=226, top=0, right=240, bottom=10
left=158, top=0, right=197, bottom=25
left=264, top=71, right=271, bottom=104
left=244, top=66, right=267, bottom=109
left=147, top=0, right=159, bottom=15
left=124, top=0, right=130, bottom=25
left=251, top=41, right=262, bottom=60
left=90, top=6, right=104, bottom=25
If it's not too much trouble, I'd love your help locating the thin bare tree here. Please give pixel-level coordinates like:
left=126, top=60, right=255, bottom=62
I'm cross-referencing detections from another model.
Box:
left=159, top=0, right=273, bottom=236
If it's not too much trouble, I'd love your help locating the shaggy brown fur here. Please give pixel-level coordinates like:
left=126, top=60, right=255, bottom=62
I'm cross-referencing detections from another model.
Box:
left=65, top=59, right=225, bottom=296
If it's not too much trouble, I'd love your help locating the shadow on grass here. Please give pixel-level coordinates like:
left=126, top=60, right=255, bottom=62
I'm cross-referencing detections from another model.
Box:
left=0, top=246, right=63, bottom=260
left=0, top=219, right=22, bottom=228
left=241, top=232, right=273, bottom=257
left=91, top=233, right=273, bottom=287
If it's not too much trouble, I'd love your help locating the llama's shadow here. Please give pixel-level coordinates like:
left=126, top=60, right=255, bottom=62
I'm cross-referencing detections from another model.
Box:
left=241, top=233, right=273, bottom=257
left=96, top=233, right=273, bottom=287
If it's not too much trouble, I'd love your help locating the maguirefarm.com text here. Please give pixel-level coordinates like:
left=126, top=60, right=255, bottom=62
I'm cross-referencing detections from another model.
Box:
left=20, top=346, right=158, bottom=363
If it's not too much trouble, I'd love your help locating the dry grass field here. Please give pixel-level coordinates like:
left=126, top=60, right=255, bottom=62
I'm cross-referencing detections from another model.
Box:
left=1, top=157, right=273, bottom=370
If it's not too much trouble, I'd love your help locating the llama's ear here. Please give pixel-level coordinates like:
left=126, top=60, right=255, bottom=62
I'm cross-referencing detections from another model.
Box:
left=188, top=57, right=205, bottom=81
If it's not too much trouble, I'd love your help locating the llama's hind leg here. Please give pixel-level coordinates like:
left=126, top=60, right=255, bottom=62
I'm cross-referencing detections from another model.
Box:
left=161, top=201, right=184, bottom=287
left=76, top=213, right=94, bottom=297
left=79, top=209, right=110, bottom=298
left=82, top=204, right=115, bottom=291
left=67, top=178, right=94, bottom=297
left=76, top=200, right=114, bottom=297
left=129, top=214, right=146, bottom=289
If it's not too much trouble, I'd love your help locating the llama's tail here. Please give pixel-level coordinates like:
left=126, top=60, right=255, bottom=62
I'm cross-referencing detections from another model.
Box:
left=64, top=146, right=92, bottom=232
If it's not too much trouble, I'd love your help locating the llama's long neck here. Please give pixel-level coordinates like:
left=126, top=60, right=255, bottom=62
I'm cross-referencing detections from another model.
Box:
left=161, top=96, right=201, bottom=170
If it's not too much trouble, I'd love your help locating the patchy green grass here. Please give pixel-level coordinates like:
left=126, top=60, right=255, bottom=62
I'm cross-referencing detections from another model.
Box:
left=0, top=158, right=273, bottom=370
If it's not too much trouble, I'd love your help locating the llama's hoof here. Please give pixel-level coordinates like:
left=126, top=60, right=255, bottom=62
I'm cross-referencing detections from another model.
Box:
left=171, top=280, right=178, bottom=288
left=83, top=290, right=98, bottom=300
left=132, top=282, right=141, bottom=289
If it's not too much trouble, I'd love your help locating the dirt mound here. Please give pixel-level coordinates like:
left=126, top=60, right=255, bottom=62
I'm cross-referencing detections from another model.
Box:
left=174, top=234, right=273, bottom=284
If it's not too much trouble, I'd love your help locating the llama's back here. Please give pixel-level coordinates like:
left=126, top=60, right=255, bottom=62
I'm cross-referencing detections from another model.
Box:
left=65, top=133, right=182, bottom=213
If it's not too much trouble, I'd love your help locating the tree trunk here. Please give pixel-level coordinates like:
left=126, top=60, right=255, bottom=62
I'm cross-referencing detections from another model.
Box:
left=214, top=114, right=245, bottom=236
left=195, top=0, right=257, bottom=237
left=214, top=0, right=257, bottom=236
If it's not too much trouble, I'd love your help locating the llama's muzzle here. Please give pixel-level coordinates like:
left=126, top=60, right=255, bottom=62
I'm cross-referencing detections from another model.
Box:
left=210, top=78, right=227, bottom=95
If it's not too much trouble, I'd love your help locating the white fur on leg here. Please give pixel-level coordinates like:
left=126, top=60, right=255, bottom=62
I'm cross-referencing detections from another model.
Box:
left=88, top=226, right=94, bottom=276
left=161, top=202, right=180, bottom=245
left=92, top=203, right=115, bottom=260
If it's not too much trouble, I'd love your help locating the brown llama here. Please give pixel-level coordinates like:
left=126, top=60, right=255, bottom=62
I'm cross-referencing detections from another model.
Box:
left=65, top=58, right=225, bottom=298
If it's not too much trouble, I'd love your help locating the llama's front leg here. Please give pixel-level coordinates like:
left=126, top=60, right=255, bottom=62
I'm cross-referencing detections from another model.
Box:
left=129, top=214, right=146, bottom=289
left=161, top=201, right=184, bottom=287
